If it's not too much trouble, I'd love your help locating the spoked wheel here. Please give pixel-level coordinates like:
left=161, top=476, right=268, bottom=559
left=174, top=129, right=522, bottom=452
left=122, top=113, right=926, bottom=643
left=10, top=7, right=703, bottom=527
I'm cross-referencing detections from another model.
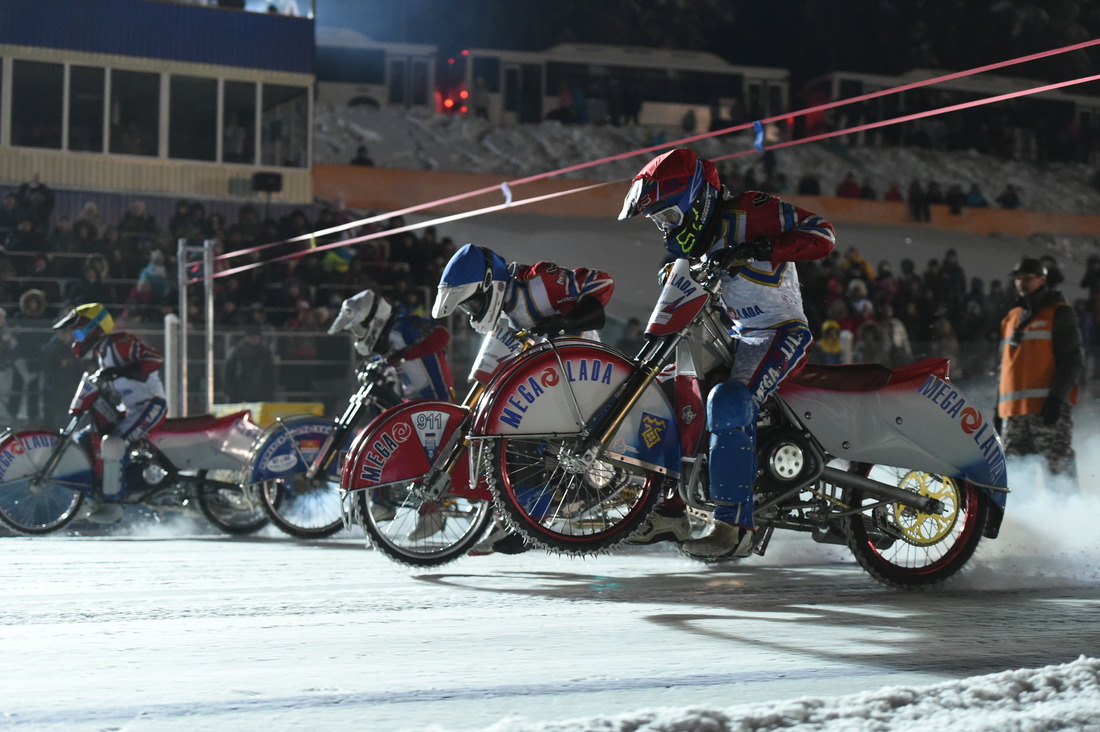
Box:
left=356, top=482, right=494, bottom=567
left=844, top=462, right=988, bottom=589
left=487, top=437, right=659, bottom=555
left=259, top=472, right=345, bottom=539
left=195, top=469, right=269, bottom=535
left=0, top=430, right=91, bottom=535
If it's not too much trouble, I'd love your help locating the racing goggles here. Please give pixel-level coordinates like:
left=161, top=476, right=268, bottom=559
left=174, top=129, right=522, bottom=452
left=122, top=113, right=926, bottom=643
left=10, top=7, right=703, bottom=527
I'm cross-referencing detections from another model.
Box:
left=647, top=204, right=684, bottom=232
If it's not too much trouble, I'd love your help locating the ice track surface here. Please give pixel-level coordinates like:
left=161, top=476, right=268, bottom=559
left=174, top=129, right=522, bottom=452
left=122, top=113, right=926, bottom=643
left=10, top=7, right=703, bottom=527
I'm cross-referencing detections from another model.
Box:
left=3, top=520, right=1100, bottom=731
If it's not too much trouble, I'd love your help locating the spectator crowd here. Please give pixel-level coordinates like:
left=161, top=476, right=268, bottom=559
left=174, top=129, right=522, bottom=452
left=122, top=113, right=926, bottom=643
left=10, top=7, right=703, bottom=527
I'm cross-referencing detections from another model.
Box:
left=0, top=170, right=1097, bottom=421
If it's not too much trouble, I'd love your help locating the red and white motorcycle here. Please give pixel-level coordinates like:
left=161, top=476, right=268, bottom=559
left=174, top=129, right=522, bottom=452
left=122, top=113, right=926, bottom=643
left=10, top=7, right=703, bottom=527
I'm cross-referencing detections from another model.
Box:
left=0, top=369, right=269, bottom=535
left=338, top=321, right=534, bottom=566
left=462, top=257, right=1009, bottom=588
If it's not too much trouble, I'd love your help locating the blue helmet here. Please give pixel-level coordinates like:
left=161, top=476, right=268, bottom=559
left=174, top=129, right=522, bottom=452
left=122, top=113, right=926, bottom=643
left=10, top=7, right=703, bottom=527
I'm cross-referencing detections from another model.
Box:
left=618, top=148, right=721, bottom=258
left=432, top=243, right=509, bottom=335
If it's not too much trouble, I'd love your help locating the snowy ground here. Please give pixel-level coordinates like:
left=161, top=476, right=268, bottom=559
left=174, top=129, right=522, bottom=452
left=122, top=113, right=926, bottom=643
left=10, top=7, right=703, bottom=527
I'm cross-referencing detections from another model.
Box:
left=4, top=439, right=1100, bottom=731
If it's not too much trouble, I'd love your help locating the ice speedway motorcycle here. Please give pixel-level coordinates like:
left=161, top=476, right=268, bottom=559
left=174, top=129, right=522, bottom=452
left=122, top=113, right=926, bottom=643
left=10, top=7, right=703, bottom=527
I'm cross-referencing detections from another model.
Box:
left=244, top=354, right=405, bottom=539
left=339, top=321, right=540, bottom=566
left=0, top=369, right=270, bottom=535
left=455, top=257, right=1010, bottom=588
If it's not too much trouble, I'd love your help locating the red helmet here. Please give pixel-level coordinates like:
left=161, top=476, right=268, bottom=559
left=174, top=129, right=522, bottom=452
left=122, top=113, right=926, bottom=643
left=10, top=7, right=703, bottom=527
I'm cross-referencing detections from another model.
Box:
left=52, top=303, right=114, bottom=359
left=619, top=148, right=722, bottom=258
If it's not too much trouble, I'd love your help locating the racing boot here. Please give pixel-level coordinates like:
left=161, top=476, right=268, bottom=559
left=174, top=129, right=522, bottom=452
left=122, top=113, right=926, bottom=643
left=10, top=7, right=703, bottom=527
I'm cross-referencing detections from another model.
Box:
left=80, top=498, right=124, bottom=525
left=469, top=517, right=530, bottom=556
left=626, top=504, right=692, bottom=544
left=680, top=521, right=754, bottom=561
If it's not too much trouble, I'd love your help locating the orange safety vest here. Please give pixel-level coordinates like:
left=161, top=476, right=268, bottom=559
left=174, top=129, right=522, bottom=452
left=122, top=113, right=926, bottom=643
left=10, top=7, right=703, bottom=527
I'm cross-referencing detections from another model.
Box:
left=998, top=301, right=1077, bottom=417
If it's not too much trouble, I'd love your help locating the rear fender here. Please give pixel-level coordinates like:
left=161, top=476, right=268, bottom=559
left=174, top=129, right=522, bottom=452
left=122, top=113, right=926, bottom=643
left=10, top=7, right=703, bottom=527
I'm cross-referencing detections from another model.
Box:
left=472, top=342, right=681, bottom=475
left=151, top=411, right=263, bottom=472
left=780, top=365, right=1008, bottom=500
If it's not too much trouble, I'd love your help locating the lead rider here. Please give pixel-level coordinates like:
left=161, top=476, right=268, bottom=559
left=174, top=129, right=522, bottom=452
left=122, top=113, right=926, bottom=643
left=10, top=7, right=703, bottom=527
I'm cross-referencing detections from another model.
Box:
left=619, top=148, right=836, bottom=559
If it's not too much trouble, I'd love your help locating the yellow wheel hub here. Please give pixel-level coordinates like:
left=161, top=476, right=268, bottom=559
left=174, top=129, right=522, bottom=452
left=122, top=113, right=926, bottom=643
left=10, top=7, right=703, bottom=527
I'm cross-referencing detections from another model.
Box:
left=891, top=471, right=960, bottom=546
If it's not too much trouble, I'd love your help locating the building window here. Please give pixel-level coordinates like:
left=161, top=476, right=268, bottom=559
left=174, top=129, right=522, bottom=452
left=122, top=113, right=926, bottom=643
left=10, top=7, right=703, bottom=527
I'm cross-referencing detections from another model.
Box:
left=70, top=65, right=106, bottom=152
left=110, top=69, right=159, bottom=157
left=169, top=75, right=217, bottom=161
left=12, top=60, right=63, bottom=149
left=261, top=84, right=308, bottom=168
left=223, top=80, right=257, bottom=164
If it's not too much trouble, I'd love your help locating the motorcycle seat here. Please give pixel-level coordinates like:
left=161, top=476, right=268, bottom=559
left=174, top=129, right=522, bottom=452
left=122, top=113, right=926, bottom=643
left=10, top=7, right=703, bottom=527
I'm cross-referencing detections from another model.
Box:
left=790, top=358, right=950, bottom=392
left=156, top=410, right=252, bottom=434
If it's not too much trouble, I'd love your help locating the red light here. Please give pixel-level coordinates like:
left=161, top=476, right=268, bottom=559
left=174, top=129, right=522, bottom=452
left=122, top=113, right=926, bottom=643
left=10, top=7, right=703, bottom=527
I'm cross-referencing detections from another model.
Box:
left=459, top=90, right=469, bottom=99
left=461, top=49, right=469, bottom=56
left=448, top=58, right=455, bottom=65
left=444, top=98, right=455, bottom=108
left=459, top=106, right=468, bottom=114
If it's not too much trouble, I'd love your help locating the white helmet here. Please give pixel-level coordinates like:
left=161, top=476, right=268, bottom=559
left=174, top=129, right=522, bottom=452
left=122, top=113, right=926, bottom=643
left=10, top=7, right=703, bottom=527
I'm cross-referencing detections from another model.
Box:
left=328, top=289, right=394, bottom=356
left=432, top=243, right=509, bottom=335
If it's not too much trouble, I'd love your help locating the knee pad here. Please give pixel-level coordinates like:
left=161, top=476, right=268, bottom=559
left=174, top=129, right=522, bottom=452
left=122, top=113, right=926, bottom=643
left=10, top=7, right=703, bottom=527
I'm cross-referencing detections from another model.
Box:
left=100, top=434, right=126, bottom=463
left=707, top=381, right=757, bottom=434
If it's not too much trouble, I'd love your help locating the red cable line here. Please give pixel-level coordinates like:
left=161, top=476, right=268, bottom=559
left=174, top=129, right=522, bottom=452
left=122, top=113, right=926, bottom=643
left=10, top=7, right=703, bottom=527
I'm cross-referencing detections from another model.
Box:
left=206, top=38, right=1100, bottom=277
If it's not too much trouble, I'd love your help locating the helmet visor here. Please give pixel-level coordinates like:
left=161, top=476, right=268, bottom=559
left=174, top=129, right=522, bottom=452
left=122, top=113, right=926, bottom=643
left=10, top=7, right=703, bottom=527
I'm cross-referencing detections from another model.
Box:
left=459, top=291, right=488, bottom=322
left=647, top=205, right=684, bottom=232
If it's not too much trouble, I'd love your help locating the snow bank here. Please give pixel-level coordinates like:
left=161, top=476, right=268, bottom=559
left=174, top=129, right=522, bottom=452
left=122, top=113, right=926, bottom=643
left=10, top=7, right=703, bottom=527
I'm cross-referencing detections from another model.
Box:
left=471, top=657, right=1100, bottom=732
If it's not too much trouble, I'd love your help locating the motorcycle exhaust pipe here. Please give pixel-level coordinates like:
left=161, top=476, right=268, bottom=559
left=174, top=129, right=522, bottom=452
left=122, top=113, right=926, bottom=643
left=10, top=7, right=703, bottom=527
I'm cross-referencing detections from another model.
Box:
left=819, top=466, right=946, bottom=515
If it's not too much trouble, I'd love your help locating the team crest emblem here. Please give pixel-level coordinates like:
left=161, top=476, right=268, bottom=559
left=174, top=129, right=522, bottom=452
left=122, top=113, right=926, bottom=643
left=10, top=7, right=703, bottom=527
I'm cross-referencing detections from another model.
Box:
left=640, top=412, right=667, bottom=449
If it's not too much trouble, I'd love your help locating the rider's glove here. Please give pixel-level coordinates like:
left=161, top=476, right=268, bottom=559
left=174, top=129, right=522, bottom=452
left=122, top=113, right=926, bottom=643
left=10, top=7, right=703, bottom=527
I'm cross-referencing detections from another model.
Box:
left=530, top=315, right=569, bottom=338
left=1040, top=397, right=1063, bottom=426
left=97, top=363, right=142, bottom=382
left=711, top=236, right=773, bottom=271
left=97, top=367, right=123, bottom=381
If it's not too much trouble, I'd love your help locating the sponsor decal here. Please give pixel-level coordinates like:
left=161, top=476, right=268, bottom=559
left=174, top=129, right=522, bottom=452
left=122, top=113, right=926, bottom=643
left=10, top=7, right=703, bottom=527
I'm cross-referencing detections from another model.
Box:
left=412, top=410, right=450, bottom=462
left=640, top=412, right=667, bottom=449
left=611, top=438, right=639, bottom=456
left=667, top=273, right=698, bottom=299
left=730, top=304, right=764, bottom=319
left=917, top=375, right=1006, bottom=484
left=265, top=454, right=298, bottom=473
left=0, top=434, right=56, bottom=480
left=498, top=359, right=616, bottom=429
left=356, top=420, right=413, bottom=483
left=258, top=423, right=332, bottom=476
left=681, top=405, right=697, bottom=425
left=752, top=192, right=771, bottom=206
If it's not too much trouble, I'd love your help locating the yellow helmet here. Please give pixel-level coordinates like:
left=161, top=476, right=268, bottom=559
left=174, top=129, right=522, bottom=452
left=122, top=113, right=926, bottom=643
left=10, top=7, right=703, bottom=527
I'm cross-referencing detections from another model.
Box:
left=53, top=303, right=114, bottom=358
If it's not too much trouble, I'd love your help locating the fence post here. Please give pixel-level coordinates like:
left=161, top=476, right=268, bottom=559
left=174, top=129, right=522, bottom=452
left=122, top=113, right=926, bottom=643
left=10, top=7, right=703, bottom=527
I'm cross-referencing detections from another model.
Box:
left=164, top=313, right=180, bottom=417
left=203, top=239, right=215, bottom=414
left=176, top=238, right=189, bottom=416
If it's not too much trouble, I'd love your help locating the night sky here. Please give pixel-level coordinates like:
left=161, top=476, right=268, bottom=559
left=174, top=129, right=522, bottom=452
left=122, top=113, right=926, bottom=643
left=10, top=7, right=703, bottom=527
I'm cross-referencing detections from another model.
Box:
left=315, top=0, right=1100, bottom=91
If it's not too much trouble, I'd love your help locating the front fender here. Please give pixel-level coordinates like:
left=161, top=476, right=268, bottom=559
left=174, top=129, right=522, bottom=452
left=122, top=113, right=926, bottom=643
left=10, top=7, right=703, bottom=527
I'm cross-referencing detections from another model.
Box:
left=246, top=415, right=336, bottom=484
left=471, top=342, right=681, bottom=475
left=340, top=400, right=479, bottom=496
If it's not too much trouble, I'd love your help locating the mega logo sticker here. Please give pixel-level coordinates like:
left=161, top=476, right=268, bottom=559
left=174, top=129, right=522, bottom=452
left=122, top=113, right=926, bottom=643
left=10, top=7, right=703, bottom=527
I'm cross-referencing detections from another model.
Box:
left=917, top=375, right=1006, bottom=485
